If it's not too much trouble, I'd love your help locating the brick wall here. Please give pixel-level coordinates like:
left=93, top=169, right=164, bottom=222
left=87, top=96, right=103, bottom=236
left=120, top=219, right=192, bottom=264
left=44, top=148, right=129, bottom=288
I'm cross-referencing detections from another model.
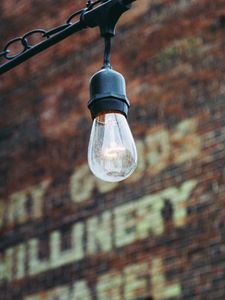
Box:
left=0, top=0, right=225, bottom=299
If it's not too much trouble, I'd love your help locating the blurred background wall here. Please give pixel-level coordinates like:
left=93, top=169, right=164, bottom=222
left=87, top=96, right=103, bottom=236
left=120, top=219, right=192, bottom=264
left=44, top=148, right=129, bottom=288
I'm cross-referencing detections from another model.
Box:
left=0, top=0, right=225, bottom=299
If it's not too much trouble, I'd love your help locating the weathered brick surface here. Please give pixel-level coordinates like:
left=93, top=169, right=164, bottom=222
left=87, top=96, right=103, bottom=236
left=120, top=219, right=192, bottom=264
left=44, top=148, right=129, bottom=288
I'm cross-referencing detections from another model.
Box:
left=0, top=0, right=225, bottom=299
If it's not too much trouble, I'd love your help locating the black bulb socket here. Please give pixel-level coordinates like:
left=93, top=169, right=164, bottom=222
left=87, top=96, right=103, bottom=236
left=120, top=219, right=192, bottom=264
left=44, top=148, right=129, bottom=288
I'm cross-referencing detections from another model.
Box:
left=88, top=67, right=130, bottom=119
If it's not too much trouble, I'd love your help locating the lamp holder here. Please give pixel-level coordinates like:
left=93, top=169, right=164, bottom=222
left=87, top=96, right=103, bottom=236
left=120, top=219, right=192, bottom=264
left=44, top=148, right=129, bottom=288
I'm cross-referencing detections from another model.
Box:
left=88, top=67, right=130, bottom=119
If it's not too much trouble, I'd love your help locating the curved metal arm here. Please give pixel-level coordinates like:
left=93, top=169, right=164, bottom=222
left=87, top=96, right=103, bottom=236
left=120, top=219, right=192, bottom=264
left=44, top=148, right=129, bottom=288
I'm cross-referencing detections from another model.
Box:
left=0, top=0, right=135, bottom=75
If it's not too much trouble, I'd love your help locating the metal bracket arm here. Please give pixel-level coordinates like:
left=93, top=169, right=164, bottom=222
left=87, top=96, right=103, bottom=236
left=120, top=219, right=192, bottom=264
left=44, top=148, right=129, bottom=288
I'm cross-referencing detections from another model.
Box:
left=0, top=0, right=135, bottom=75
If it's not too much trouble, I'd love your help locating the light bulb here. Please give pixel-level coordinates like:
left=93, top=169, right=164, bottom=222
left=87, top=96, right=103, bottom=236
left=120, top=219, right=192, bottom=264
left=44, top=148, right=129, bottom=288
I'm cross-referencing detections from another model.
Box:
left=88, top=112, right=137, bottom=182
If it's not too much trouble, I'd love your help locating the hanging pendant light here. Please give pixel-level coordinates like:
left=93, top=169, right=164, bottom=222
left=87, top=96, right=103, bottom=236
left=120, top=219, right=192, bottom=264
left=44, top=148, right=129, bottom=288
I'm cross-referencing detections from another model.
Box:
left=87, top=37, right=137, bottom=182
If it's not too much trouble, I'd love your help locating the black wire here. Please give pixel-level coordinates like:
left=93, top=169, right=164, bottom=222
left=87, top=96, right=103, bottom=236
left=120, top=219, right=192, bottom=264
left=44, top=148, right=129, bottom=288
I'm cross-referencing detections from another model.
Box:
left=103, top=36, right=111, bottom=68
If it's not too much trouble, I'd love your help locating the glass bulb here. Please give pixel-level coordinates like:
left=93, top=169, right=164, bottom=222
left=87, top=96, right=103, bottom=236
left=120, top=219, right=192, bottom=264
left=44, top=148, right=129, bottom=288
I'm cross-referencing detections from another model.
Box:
left=88, top=112, right=137, bottom=182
